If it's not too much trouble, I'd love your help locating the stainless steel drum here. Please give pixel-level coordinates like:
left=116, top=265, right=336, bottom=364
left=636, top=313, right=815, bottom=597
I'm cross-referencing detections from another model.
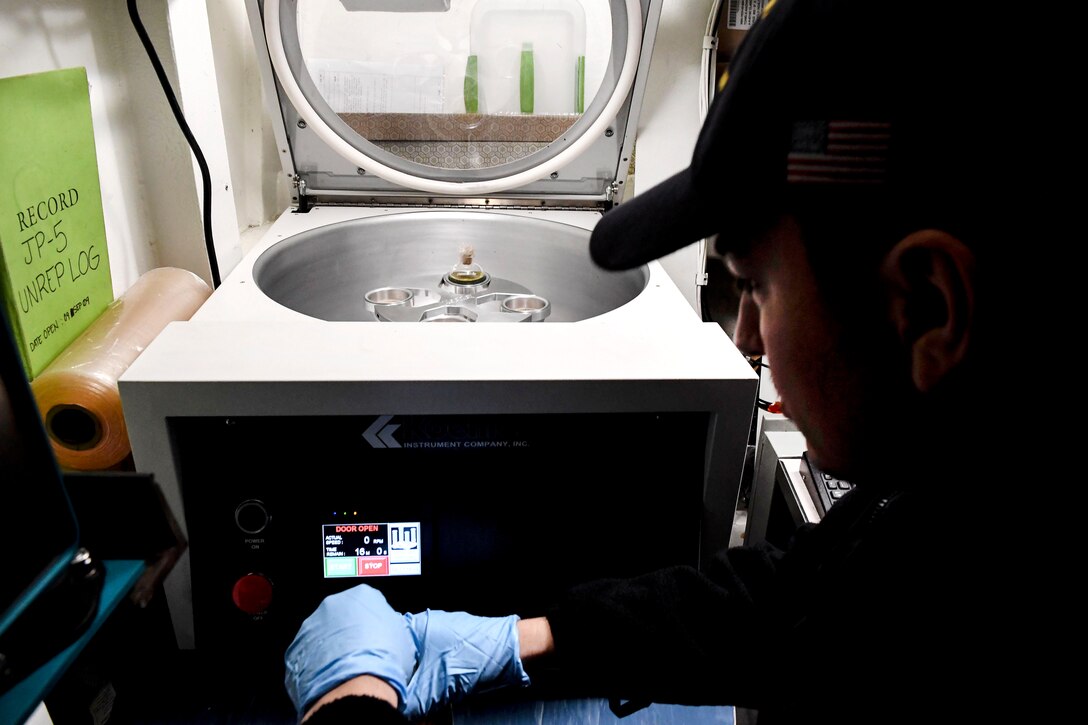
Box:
left=252, top=211, right=648, bottom=322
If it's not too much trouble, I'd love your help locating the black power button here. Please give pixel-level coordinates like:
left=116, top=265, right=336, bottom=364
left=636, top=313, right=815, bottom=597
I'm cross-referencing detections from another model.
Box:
left=235, top=499, right=270, bottom=534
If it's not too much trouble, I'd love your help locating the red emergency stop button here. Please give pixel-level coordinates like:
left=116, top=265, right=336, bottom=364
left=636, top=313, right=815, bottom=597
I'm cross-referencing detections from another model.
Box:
left=232, top=573, right=273, bottom=615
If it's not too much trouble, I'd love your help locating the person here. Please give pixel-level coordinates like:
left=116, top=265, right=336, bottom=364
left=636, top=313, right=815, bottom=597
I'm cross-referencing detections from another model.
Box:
left=284, top=0, right=1049, bottom=722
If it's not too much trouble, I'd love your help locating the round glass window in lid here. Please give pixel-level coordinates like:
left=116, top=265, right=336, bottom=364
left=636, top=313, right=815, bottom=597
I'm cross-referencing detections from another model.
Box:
left=265, top=0, right=642, bottom=195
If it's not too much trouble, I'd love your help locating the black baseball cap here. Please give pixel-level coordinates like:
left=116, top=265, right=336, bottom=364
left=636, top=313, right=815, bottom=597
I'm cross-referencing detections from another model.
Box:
left=589, top=0, right=1007, bottom=270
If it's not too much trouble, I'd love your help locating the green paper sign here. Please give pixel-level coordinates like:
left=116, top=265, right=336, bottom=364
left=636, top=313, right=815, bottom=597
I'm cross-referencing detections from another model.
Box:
left=0, top=67, right=113, bottom=379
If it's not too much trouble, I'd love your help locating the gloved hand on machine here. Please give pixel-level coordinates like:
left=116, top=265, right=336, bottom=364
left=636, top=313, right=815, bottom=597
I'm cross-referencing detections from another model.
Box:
left=285, top=583, right=531, bottom=721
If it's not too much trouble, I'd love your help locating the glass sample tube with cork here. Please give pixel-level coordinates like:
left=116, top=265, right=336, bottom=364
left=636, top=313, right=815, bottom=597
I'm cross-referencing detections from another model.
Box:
left=446, top=245, right=488, bottom=285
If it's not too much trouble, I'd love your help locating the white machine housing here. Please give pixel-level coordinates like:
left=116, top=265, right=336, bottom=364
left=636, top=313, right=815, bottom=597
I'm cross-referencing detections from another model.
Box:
left=119, top=0, right=757, bottom=653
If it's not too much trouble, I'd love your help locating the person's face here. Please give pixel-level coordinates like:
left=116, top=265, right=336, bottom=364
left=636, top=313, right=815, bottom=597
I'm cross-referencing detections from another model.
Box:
left=725, top=215, right=895, bottom=480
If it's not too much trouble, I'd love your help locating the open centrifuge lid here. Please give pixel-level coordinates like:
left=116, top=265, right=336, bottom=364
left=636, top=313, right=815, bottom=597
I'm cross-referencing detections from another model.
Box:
left=254, top=0, right=659, bottom=202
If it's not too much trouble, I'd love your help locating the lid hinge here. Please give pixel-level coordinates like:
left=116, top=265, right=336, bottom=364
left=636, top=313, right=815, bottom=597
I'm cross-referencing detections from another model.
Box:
left=293, top=176, right=313, bottom=213
left=605, top=181, right=620, bottom=204
left=294, top=191, right=610, bottom=212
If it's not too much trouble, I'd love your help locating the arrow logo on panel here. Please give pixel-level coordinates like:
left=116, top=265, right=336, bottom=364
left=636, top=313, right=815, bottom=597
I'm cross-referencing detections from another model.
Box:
left=363, top=415, right=401, bottom=449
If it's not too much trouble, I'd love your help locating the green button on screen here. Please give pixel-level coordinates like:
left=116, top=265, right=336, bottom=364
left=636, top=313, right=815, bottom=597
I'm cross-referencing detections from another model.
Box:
left=325, top=557, right=356, bottom=577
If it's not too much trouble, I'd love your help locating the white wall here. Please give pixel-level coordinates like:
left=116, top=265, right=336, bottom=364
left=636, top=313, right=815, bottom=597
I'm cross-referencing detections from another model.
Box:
left=1, top=1, right=200, bottom=293
left=0, top=0, right=290, bottom=295
left=204, top=0, right=292, bottom=247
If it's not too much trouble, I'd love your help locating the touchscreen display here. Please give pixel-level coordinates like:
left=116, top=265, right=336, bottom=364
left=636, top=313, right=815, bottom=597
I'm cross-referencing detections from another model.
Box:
left=322, top=521, right=421, bottom=578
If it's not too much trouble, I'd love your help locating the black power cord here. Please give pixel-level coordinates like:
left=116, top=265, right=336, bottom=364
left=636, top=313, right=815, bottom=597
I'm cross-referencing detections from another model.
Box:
left=126, top=0, right=221, bottom=288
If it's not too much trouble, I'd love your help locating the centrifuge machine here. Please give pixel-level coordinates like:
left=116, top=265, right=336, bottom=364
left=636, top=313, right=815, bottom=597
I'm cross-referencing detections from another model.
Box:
left=119, top=0, right=758, bottom=665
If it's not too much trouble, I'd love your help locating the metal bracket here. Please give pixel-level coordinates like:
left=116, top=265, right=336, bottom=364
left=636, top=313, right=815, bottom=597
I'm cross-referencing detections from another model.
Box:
left=606, top=181, right=620, bottom=203
left=292, top=176, right=313, bottom=213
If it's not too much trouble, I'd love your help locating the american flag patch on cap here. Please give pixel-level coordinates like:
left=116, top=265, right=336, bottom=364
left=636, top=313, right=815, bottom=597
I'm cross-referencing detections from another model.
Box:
left=787, top=120, right=892, bottom=185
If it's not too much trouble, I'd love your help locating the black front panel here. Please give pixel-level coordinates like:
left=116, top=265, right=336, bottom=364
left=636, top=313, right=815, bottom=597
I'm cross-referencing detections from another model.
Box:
left=171, top=412, right=708, bottom=661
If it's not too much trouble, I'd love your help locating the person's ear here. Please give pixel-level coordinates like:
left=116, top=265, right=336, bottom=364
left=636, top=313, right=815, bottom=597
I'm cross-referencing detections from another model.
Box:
left=882, top=230, right=976, bottom=392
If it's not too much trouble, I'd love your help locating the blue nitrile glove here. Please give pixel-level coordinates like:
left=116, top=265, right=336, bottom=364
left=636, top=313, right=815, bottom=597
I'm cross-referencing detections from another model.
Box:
left=402, top=609, right=530, bottom=718
left=284, top=584, right=417, bottom=717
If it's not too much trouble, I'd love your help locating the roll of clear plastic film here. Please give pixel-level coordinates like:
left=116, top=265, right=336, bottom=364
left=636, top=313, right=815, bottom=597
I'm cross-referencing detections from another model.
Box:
left=31, top=267, right=212, bottom=470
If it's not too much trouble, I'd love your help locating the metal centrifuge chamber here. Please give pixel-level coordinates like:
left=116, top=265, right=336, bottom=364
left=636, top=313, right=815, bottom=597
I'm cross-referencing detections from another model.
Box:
left=252, top=211, right=647, bottom=323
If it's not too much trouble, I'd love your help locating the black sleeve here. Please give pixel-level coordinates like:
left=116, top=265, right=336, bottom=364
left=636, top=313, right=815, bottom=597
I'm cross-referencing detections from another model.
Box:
left=545, top=539, right=793, bottom=706
left=304, top=694, right=409, bottom=725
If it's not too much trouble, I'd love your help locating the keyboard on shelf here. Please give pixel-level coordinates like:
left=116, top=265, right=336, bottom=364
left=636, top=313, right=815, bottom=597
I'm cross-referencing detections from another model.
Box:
left=800, top=451, right=855, bottom=516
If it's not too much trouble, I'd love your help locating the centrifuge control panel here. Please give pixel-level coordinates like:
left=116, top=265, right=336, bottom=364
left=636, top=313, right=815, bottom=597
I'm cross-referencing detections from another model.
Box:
left=171, top=412, right=710, bottom=658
